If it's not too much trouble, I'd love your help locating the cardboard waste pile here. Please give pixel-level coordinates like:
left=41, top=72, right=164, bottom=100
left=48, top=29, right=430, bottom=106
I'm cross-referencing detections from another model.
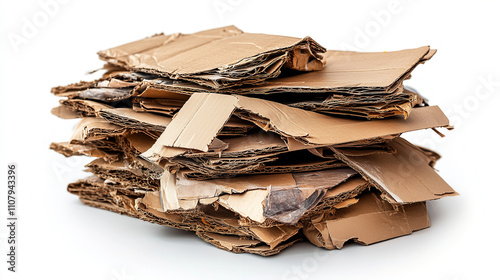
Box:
left=50, top=26, right=457, bottom=256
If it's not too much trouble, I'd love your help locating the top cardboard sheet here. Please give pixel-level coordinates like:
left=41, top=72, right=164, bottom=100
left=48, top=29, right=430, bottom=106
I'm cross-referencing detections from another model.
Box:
left=98, top=26, right=326, bottom=89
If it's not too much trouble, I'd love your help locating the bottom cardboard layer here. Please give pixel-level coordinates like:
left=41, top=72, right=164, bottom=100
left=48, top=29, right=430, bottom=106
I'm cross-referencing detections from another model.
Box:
left=68, top=176, right=431, bottom=256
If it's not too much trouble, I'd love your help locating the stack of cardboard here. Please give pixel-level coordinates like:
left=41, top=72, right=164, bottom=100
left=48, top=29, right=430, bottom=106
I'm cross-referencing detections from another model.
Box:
left=51, top=26, right=457, bottom=256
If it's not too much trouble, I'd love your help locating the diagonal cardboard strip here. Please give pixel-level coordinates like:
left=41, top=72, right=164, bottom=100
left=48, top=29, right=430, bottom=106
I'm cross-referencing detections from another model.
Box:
left=142, top=92, right=451, bottom=161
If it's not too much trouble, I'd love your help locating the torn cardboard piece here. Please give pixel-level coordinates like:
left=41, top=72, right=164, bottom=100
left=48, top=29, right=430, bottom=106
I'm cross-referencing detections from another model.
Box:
left=138, top=46, right=434, bottom=96
left=50, top=141, right=120, bottom=162
left=332, top=137, right=458, bottom=203
left=142, top=92, right=450, bottom=163
left=196, top=232, right=301, bottom=256
left=303, top=191, right=430, bottom=249
left=174, top=150, right=347, bottom=180
left=98, top=26, right=326, bottom=89
left=68, top=176, right=141, bottom=218
left=160, top=168, right=358, bottom=225
left=86, top=158, right=161, bottom=191
left=53, top=45, right=434, bottom=119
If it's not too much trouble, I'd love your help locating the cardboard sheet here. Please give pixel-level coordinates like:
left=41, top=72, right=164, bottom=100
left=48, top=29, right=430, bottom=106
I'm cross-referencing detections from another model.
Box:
left=143, top=93, right=450, bottom=163
left=98, top=26, right=326, bottom=89
left=304, top=192, right=430, bottom=249
left=333, top=137, right=458, bottom=203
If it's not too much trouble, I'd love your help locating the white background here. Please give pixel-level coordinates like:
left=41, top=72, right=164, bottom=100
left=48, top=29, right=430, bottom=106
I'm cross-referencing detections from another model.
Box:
left=1, top=0, right=499, bottom=279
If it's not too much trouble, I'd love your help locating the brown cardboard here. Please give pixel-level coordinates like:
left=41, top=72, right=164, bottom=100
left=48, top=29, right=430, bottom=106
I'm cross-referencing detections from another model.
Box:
left=160, top=168, right=357, bottom=225
left=304, top=192, right=430, bottom=249
left=196, top=232, right=300, bottom=256
left=98, top=26, right=326, bottom=89
left=53, top=42, right=434, bottom=119
left=263, top=168, right=358, bottom=224
left=68, top=176, right=301, bottom=255
left=235, top=95, right=450, bottom=146
left=50, top=26, right=457, bottom=257
left=98, top=108, right=171, bottom=133
left=332, top=137, right=458, bottom=203
left=86, top=158, right=160, bottom=191
left=50, top=141, right=120, bottom=162
left=126, top=46, right=433, bottom=118
left=143, top=93, right=450, bottom=163
left=138, top=47, right=433, bottom=95
left=70, top=118, right=126, bottom=143
left=174, top=149, right=347, bottom=180
left=68, top=176, right=141, bottom=218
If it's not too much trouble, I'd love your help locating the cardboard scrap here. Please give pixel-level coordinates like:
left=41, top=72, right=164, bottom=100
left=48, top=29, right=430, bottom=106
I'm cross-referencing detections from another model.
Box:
left=142, top=92, right=450, bottom=164
left=50, top=26, right=457, bottom=256
left=303, top=192, right=430, bottom=249
left=332, top=137, right=458, bottom=203
left=98, top=26, right=326, bottom=89
left=53, top=28, right=435, bottom=119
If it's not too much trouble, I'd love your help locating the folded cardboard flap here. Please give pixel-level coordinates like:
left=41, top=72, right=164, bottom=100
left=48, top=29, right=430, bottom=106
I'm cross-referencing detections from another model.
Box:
left=333, top=137, right=458, bottom=203
left=141, top=93, right=237, bottom=162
